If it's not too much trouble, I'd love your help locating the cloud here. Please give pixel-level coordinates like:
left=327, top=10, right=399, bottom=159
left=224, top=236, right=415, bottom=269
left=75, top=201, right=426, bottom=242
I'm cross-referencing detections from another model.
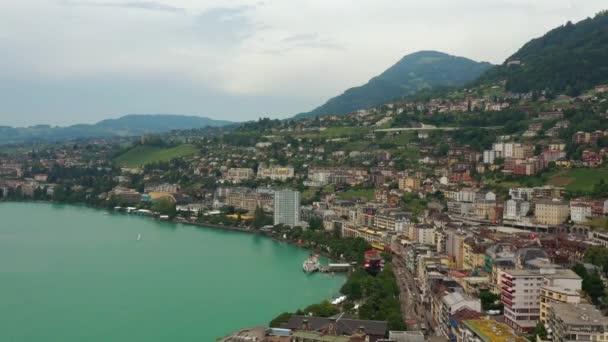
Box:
left=263, top=32, right=344, bottom=54
left=194, top=6, right=256, bottom=44
left=1, top=0, right=608, bottom=126
left=63, top=0, right=185, bottom=13
left=281, top=33, right=318, bottom=43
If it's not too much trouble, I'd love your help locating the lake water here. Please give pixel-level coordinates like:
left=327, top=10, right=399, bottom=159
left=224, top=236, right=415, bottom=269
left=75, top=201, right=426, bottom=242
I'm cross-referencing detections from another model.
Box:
left=0, top=202, right=345, bottom=341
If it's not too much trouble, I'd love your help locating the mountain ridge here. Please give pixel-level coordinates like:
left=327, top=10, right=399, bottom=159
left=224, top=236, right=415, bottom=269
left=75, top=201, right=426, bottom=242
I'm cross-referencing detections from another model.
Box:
left=477, top=11, right=608, bottom=95
left=293, top=50, right=494, bottom=119
left=0, top=114, right=233, bottom=145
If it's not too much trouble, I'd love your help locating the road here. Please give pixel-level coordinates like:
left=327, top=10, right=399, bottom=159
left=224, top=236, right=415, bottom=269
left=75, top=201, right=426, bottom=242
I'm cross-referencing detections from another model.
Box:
left=391, top=241, right=435, bottom=335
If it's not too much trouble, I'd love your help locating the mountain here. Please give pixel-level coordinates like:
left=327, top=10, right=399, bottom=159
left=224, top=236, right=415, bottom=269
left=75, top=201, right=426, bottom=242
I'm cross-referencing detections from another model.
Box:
left=294, top=51, right=493, bottom=119
left=478, top=11, right=608, bottom=95
left=0, top=114, right=232, bottom=145
left=95, top=114, right=232, bottom=134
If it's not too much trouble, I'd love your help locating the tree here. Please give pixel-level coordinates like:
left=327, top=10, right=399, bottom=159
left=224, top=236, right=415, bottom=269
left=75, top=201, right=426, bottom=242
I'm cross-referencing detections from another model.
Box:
left=533, top=322, right=548, bottom=340
left=302, top=300, right=339, bottom=317
left=308, top=217, right=323, bottom=230
left=583, top=271, right=605, bottom=305
left=479, top=290, right=502, bottom=312
left=152, top=198, right=177, bottom=218
left=269, top=312, right=292, bottom=328
left=252, top=206, right=271, bottom=229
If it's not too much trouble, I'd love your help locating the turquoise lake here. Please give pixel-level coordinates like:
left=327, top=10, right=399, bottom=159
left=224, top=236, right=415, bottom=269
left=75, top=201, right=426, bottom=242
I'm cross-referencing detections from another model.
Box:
left=0, top=202, right=345, bottom=341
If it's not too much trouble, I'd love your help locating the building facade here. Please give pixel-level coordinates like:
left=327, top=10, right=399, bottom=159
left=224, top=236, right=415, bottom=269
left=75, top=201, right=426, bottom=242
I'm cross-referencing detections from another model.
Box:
left=274, top=190, right=301, bottom=227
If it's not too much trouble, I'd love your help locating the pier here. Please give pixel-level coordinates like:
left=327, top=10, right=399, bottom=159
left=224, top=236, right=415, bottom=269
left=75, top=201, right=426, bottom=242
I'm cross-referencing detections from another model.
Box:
left=319, top=263, right=352, bottom=273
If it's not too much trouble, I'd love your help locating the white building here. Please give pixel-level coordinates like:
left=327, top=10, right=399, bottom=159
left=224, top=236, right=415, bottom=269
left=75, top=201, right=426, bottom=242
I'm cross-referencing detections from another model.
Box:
left=483, top=150, right=502, bottom=164
left=274, top=190, right=301, bottom=227
left=504, top=199, right=530, bottom=221
left=417, top=226, right=435, bottom=245
left=456, top=188, right=477, bottom=203
left=570, top=203, right=592, bottom=223
left=501, top=268, right=581, bottom=333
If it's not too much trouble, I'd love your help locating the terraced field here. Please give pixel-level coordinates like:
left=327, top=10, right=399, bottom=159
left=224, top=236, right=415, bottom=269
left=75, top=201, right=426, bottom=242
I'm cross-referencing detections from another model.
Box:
left=114, top=144, right=198, bottom=167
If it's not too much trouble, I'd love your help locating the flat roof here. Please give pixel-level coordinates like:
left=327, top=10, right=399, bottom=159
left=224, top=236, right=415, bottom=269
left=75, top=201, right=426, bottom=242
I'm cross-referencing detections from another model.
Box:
left=291, top=331, right=350, bottom=342
left=551, top=303, right=608, bottom=326
left=463, top=319, right=527, bottom=342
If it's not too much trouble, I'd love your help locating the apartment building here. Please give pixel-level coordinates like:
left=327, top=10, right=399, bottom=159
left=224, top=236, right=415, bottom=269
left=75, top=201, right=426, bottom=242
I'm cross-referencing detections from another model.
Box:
left=548, top=303, right=608, bottom=342
left=461, top=319, right=527, bottom=342
left=398, top=177, right=421, bottom=191
left=144, top=182, right=180, bottom=193
left=224, top=168, right=255, bottom=184
left=501, top=268, right=581, bottom=333
left=438, top=292, right=481, bottom=338
left=341, top=225, right=387, bottom=249
left=504, top=199, right=530, bottom=221
left=539, top=286, right=581, bottom=324
left=257, top=165, right=294, bottom=181
left=274, top=190, right=300, bottom=227
left=570, top=202, right=593, bottom=223
left=535, top=199, right=570, bottom=225
left=227, top=188, right=274, bottom=213
left=446, top=230, right=467, bottom=270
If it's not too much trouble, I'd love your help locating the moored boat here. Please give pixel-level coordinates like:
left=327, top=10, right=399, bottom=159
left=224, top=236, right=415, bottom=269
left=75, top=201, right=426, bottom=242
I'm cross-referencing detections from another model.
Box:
left=302, top=254, right=320, bottom=273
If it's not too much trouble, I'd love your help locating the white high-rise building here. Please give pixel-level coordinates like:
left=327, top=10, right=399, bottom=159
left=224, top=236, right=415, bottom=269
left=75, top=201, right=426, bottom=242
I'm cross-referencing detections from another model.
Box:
left=274, top=190, right=301, bottom=227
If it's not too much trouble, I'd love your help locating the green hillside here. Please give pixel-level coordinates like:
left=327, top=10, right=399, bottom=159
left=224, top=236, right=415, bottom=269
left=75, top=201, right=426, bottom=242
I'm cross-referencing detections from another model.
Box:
left=114, top=144, right=199, bottom=167
left=294, top=51, right=493, bottom=119
left=479, top=11, right=608, bottom=95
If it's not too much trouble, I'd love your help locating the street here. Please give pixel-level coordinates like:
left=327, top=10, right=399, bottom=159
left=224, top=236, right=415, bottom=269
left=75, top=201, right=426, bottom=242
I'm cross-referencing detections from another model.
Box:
left=391, top=241, right=434, bottom=334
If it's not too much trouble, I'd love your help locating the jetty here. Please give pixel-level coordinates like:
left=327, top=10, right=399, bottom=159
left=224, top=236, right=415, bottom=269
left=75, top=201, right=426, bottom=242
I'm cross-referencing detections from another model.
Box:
left=319, top=263, right=352, bottom=273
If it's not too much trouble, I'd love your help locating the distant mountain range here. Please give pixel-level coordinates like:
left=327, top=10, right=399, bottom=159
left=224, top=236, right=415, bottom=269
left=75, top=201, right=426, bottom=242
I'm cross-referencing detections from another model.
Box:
left=0, top=114, right=232, bottom=145
left=293, top=51, right=494, bottom=119
left=477, top=11, right=608, bottom=95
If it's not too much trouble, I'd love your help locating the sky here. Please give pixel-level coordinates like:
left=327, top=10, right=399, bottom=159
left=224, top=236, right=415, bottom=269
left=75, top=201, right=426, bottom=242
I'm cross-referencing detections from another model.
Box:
left=0, top=0, right=606, bottom=127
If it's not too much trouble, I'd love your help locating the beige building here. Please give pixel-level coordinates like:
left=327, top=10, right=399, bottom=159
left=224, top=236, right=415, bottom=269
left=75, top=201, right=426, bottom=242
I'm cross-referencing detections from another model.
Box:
left=227, top=189, right=274, bottom=213
left=548, top=303, right=608, bottom=342
left=535, top=199, right=570, bottom=225
left=540, top=285, right=581, bottom=324
left=257, top=165, right=294, bottom=181
left=224, top=168, right=255, bottom=184
left=399, top=177, right=421, bottom=191
left=462, top=239, right=486, bottom=271
left=446, top=230, right=467, bottom=270
left=341, top=225, right=388, bottom=249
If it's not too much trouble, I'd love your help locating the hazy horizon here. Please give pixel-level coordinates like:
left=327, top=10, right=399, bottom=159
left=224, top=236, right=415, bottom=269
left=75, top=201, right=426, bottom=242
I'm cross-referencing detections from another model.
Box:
left=1, top=0, right=606, bottom=127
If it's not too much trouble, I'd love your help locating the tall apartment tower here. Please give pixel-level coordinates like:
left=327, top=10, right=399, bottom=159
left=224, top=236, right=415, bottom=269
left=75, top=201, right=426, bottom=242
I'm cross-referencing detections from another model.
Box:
left=274, top=190, right=301, bottom=227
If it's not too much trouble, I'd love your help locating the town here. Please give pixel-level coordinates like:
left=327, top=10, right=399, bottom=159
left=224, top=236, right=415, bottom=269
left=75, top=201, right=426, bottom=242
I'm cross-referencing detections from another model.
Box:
left=2, top=76, right=608, bottom=342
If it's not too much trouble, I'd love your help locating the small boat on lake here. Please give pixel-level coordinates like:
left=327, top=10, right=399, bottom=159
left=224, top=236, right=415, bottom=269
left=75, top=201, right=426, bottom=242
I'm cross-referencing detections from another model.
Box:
left=303, top=254, right=320, bottom=273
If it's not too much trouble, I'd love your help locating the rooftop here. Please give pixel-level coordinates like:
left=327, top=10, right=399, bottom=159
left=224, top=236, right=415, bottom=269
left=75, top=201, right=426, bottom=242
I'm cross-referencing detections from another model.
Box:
left=463, top=319, right=527, bottom=342
left=551, top=303, right=608, bottom=327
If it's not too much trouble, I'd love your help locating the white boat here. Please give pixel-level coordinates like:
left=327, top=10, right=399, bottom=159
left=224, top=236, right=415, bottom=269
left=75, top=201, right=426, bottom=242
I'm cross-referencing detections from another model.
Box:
left=137, top=233, right=141, bottom=241
left=303, top=254, right=320, bottom=273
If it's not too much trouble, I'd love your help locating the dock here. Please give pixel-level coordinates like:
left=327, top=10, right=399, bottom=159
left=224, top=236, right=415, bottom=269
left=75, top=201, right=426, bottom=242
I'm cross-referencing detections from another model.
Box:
left=319, top=263, right=352, bottom=273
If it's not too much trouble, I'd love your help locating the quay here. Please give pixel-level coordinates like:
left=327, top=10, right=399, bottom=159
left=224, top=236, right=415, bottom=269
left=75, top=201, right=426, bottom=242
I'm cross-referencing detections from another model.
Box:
left=318, top=263, right=353, bottom=273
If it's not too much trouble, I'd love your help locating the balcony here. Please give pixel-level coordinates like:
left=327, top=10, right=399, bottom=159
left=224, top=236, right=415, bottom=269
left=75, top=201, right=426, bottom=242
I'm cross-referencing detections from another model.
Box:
left=501, top=284, right=515, bottom=293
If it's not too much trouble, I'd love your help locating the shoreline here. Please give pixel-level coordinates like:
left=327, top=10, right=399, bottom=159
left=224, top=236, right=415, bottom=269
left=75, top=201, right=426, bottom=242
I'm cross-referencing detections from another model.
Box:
left=1, top=200, right=349, bottom=307
left=1, top=199, right=344, bottom=263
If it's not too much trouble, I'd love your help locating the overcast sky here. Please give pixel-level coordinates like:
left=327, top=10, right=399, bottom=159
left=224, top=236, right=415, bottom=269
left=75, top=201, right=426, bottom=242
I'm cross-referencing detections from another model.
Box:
left=0, top=0, right=605, bottom=127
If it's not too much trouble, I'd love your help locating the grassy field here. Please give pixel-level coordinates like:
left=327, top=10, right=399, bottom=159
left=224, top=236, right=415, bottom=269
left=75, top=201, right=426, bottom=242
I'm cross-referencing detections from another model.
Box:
left=336, top=188, right=375, bottom=201
left=114, top=144, right=199, bottom=167
left=584, top=217, right=608, bottom=230
left=549, top=168, right=608, bottom=192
